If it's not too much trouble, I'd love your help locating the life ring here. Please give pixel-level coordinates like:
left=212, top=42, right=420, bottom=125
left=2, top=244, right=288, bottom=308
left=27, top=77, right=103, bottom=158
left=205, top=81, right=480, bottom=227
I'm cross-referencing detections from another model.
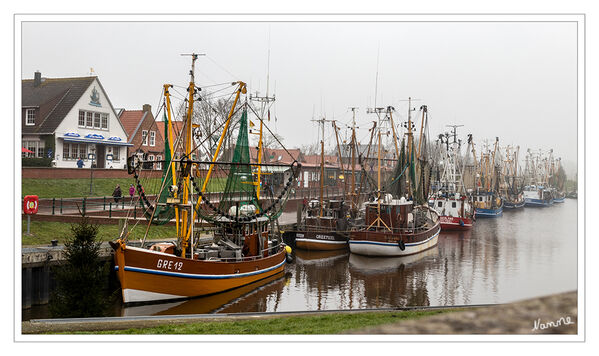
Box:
left=398, top=240, right=406, bottom=251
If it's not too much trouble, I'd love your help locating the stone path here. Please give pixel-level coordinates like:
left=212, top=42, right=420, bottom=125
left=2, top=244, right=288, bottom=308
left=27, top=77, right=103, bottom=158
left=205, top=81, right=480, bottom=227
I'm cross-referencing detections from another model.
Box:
left=351, top=291, right=578, bottom=334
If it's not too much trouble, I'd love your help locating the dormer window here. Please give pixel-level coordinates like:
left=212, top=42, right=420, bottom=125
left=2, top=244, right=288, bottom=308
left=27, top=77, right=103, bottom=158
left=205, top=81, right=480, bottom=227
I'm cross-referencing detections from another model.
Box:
left=26, top=109, right=36, bottom=126
left=149, top=131, right=155, bottom=146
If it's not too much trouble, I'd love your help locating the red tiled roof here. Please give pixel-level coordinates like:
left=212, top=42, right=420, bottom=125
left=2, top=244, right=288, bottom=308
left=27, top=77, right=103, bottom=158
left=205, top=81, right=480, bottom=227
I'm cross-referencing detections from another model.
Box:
left=302, top=154, right=339, bottom=168
left=118, top=110, right=144, bottom=138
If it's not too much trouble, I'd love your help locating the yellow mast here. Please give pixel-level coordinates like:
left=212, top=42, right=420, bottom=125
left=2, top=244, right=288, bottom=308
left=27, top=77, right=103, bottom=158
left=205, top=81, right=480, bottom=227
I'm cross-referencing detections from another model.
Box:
left=179, top=54, right=199, bottom=257
left=387, top=107, right=401, bottom=163
left=417, top=105, right=427, bottom=160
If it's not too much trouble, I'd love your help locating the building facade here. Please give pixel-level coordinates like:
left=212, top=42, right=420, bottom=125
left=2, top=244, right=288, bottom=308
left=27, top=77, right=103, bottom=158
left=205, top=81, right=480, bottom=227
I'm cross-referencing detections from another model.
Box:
left=118, top=104, right=165, bottom=170
left=22, top=72, right=131, bottom=168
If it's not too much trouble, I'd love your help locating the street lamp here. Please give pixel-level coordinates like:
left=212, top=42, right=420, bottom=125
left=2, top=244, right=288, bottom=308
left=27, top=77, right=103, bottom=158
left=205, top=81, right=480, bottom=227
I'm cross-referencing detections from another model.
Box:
left=88, top=148, right=96, bottom=195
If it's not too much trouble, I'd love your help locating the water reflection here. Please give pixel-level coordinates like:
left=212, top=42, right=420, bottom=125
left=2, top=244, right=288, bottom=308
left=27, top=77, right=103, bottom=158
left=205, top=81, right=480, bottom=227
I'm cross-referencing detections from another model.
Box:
left=122, top=271, right=289, bottom=316
left=348, top=247, right=438, bottom=308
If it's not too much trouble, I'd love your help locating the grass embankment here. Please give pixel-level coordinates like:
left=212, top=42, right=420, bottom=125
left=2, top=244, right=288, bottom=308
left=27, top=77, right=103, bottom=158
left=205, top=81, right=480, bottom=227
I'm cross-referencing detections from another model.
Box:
left=22, top=177, right=227, bottom=198
left=65, top=310, right=451, bottom=335
left=22, top=220, right=177, bottom=246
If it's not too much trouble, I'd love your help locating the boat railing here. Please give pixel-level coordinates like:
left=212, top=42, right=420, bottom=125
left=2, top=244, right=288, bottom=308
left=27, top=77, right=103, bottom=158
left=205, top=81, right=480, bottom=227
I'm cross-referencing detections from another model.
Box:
left=202, top=244, right=285, bottom=263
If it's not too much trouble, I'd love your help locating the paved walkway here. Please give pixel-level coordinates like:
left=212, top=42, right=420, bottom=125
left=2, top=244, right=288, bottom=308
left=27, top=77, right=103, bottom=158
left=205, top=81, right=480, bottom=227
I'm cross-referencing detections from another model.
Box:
left=351, top=291, right=577, bottom=334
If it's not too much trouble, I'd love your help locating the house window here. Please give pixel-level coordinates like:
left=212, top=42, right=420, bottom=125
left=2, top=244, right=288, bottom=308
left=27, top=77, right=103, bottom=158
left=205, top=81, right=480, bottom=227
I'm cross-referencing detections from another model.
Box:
left=86, top=112, right=93, bottom=127
left=142, top=130, right=148, bottom=146
left=79, top=144, right=87, bottom=160
left=149, top=131, right=156, bottom=146
left=156, top=155, right=162, bottom=170
left=148, top=154, right=155, bottom=169
left=63, top=143, right=70, bottom=160
left=78, top=111, right=85, bottom=126
left=112, top=147, right=120, bottom=161
left=26, top=109, right=36, bottom=126
left=101, top=113, right=108, bottom=129
left=94, top=112, right=101, bottom=128
left=37, top=145, right=45, bottom=158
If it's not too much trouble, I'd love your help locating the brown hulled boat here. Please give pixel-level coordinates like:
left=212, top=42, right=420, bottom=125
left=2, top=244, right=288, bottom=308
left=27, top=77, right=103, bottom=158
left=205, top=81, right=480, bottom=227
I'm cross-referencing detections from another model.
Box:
left=111, top=55, right=297, bottom=304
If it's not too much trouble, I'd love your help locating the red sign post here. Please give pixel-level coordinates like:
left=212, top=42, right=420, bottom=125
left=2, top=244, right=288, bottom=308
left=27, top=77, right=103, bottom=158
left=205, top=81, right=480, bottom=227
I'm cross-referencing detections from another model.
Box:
left=23, top=195, right=38, bottom=235
left=23, top=195, right=39, bottom=214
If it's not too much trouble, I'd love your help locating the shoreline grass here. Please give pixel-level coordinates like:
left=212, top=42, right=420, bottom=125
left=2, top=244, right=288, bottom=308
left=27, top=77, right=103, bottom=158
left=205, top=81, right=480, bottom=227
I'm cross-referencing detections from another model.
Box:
left=55, top=309, right=453, bottom=335
left=22, top=177, right=228, bottom=199
left=22, top=219, right=177, bottom=246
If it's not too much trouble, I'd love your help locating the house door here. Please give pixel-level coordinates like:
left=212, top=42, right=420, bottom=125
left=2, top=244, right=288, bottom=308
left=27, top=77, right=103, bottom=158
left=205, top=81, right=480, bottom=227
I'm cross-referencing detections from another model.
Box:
left=96, top=145, right=105, bottom=168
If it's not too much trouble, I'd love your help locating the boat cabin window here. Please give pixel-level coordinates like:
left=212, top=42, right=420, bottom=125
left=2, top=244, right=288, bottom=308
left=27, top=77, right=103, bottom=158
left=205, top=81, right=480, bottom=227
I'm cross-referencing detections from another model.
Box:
left=437, top=201, right=443, bottom=207
left=452, top=202, right=457, bottom=208
left=478, top=197, right=483, bottom=202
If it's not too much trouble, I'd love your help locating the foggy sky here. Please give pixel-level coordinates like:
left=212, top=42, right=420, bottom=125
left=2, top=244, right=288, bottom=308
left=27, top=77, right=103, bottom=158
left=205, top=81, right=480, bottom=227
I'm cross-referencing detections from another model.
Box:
left=21, top=20, right=578, bottom=174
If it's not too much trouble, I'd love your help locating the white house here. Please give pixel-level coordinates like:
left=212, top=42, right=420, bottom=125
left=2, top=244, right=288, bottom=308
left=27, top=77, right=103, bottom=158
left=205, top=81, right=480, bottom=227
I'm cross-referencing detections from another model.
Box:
left=22, top=71, right=131, bottom=168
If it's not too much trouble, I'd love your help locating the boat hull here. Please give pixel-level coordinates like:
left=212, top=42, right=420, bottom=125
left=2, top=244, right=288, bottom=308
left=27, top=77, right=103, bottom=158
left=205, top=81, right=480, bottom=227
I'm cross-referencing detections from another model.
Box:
left=524, top=198, right=553, bottom=207
left=503, top=200, right=525, bottom=209
left=439, top=215, right=473, bottom=230
left=112, top=243, right=287, bottom=304
left=295, top=230, right=348, bottom=251
left=348, top=224, right=441, bottom=257
left=553, top=197, right=565, bottom=203
left=475, top=206, right=503, bottom=218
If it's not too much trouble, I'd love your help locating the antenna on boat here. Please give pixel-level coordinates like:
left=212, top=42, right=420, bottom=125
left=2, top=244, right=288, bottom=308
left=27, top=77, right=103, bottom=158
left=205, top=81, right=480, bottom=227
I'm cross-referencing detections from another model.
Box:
left=180, top=53, right=206, bottom=83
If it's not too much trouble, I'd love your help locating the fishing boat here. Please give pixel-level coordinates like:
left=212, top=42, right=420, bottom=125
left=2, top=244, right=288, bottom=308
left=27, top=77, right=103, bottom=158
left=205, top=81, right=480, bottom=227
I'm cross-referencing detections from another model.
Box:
left=349, top=102, right=440, bottom=257
left=110, top=54, right=298, bottom=304
left=430, top=125, right=475, bottom=230
left=293, top=118, right=350, bottom=251
left=472, top=137, right=503, bottom=217
left=523, top=185, right=554, bottom=207
left=501, top=145, right=525, bottom=209
left=522, top=149, right=554, bottom=207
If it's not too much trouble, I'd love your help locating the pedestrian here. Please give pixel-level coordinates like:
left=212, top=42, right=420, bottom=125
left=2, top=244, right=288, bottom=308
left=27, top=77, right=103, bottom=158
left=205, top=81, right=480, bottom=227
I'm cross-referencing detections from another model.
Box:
left=129, top=184, right=135, bottom=202
left=76, top=157, right=84, bottom=168
left=302, top=197, right=308, bottom=211
left=113, top=184, right=122, bottom=203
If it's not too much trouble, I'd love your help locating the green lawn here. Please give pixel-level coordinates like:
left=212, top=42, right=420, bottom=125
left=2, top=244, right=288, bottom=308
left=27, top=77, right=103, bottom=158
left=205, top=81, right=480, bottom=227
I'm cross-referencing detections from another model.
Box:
left=22, top=177, right=228, bottom=198
left=22, top=220, right=177, bottom=246
left=66, top=309, right=451, bottom=334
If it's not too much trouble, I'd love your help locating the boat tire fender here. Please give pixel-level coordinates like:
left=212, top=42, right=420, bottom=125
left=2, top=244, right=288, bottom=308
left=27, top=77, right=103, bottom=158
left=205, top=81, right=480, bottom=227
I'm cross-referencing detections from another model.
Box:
left=398, top=240, right=406, bottom=251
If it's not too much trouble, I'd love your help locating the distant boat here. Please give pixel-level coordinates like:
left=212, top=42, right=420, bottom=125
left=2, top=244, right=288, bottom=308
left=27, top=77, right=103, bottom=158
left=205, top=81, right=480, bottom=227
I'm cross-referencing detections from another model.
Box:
left=349, top=102, right=440, bottom=257
left=431, top=127, right=475, bottom=230
left=472, top=137, right=503, bottom=218
left=523, top=185, right=554, bottom=207
left=293, top=119, right=352, bottom=251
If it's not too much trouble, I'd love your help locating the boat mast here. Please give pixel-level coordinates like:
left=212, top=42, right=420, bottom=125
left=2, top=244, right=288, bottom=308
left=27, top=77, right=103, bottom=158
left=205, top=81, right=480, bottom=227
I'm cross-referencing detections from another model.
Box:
left=163, top=84, right=180, bottom=235
left=320, top=118, right=325, bottom=217
left=350, top=107, right=358, bottom=212
left=179, top=53, right=204, bottom=257
left=332, top=120, right=347, bottom=197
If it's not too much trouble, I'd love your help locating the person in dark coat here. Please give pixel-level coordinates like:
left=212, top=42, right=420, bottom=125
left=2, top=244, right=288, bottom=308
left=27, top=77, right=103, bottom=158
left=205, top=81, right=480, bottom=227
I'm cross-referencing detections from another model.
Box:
left=113, top=184, right=122, bottom=203
left=76, top=157, right=84, bottom=168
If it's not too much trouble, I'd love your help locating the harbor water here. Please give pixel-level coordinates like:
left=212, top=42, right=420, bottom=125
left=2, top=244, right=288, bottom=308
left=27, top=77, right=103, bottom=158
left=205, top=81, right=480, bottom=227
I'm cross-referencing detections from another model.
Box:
left=23, top=199, right=577, bottom=319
